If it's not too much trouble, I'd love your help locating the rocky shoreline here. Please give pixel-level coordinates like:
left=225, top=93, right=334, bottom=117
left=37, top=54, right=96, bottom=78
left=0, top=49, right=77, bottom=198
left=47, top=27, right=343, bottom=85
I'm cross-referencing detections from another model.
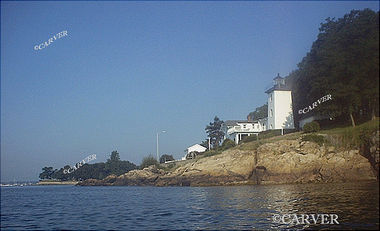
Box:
left=78, top=132, right=379, bottom=187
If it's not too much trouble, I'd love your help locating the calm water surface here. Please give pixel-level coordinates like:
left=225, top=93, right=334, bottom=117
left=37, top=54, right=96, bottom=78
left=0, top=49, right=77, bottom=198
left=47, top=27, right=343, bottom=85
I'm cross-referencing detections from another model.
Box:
left=1, top=181, right=379, bottom=230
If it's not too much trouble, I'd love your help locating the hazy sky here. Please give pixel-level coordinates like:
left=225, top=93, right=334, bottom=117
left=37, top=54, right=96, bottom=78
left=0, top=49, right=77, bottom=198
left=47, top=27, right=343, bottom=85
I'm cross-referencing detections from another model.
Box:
left=1, top=1, right=379, bottom=182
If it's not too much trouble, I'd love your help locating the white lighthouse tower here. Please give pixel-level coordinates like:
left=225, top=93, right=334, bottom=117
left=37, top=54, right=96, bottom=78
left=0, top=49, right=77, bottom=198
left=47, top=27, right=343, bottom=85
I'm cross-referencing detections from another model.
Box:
left=265, top=74, right=294, bottom=130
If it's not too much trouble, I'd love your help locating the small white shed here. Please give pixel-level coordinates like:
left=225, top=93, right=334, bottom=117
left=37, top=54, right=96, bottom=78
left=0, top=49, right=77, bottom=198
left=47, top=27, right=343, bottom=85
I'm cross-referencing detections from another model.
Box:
left=186, top=144, right=207, bottom=154
left=181, top=144, right=207, bottom=160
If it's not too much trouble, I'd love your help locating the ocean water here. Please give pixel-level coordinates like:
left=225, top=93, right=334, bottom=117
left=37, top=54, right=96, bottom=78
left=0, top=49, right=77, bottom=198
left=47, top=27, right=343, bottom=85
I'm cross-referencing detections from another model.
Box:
left=1, top=181, right=379, bottom=230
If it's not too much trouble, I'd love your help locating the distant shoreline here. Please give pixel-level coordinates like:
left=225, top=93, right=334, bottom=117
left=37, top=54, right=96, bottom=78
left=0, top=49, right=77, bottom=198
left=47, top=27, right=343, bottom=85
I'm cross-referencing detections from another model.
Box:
left=37, top=181, right=78, bottom=185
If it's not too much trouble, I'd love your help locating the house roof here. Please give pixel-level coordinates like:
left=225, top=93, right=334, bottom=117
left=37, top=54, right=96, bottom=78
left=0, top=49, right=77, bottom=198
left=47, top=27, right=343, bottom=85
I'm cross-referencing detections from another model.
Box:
left=265, top=84, right=291, bottom=93
left=223, top=120, right=258, bottom=126
left=187, top=144, right=207, bottom=150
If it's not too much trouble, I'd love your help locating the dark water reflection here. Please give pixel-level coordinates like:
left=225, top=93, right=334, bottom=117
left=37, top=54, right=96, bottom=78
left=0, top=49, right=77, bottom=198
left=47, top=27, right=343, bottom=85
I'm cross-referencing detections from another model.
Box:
left=1, top=181, right=378, bottom=230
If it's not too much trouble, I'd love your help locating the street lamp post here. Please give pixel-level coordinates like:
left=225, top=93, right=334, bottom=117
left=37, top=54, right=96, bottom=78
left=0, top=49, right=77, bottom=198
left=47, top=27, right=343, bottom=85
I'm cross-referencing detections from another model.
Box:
left=156, top=130, right=166, bottom=162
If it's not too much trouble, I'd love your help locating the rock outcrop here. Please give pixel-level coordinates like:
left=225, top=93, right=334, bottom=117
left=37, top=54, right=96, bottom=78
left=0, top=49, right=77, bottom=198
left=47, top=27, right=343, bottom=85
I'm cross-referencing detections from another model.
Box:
left=360, top=131, right=380, bottom=180
left=252, top=139, right=376, bottom=184
left=78, top=134, right=378, bottom=187
left=78, top=149, right=255, bottom=186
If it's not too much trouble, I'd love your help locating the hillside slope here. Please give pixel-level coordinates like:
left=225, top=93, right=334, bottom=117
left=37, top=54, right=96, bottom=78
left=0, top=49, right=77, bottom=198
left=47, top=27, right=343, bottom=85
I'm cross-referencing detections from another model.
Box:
left=79, top=121, right=379, bottom=186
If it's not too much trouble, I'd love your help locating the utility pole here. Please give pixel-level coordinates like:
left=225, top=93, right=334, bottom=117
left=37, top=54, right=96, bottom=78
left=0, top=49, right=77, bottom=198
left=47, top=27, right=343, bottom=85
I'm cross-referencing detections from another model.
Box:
left=208, top=137, right=211, bottom=150
left=156, top=133, right=159, bottom=161
left=156, top=130, right=166, bottom=161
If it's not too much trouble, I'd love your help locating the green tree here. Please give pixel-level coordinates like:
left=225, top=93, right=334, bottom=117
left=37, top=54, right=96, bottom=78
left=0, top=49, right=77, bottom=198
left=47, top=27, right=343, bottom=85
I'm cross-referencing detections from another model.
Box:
left=220, top=139, right=235, bottom=150
left=39, top=167, right=54, bottom=180
left=159, top=154, right=174, bottom=163
left=303, top=121, right=321, bottom=133
left=108, top=150, right=120, bottom=162
left=205, top=116, right=225, bottom=149
left=247, top=104, right=268, bottom=121
left=50, top=151, right=138, bottom=181
left=51, top=168, right=68, bottom=181
left=85, top=162, right=108, bottom=180
left=291, top=9, right=379, bottom=127
left=140, top=155, right=159, bottom=169
left=105, top=150, right=137, bottom=176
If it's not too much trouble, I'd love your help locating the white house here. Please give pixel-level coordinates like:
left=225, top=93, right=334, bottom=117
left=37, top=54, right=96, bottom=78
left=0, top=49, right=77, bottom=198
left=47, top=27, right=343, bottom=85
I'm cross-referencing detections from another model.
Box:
left=265, top=74, right=295, bottom=130
left=222, top=119, right=267, bottom=144
left=187, top=144, right=207, bottom=154
left=182, top=144, right=207, bottom=160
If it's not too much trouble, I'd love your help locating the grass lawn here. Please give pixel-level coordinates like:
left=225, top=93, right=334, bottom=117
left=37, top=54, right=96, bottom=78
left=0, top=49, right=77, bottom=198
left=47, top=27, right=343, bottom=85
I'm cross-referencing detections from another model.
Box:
left=319, top=118, right=379, bottom=149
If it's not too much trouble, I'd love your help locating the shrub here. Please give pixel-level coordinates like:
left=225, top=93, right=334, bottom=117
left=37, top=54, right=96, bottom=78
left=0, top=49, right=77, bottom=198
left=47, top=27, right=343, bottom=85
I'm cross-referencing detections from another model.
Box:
left=186, top=151, right=199, bottom=159
left=257, top=129, right=282, bottom=140
left=157, top=163, right=177, bottom=171
left=302, top=134, right=326, bottom=146
left=202, top=150, right=222, bottom=158
left=220, top=139, right=235, bottom=150
left=140, top=155, right=159, bottom=169
left=159, top=154, right=174, bottom=163
left=241, top=135, right=258, bottom=143
left=318, top=118, right=379, bottom=149
left=303, top=121, right=320, bottom=133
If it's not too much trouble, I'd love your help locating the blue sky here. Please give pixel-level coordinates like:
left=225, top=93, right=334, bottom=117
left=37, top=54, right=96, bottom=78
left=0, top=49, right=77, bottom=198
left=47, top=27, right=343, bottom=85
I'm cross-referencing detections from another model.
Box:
left=1, top=1, right=379, bottom=182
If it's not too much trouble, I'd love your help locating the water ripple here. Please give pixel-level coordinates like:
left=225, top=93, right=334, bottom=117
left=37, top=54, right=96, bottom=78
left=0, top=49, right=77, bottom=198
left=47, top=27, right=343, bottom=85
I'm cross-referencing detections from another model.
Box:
left=1, top=182, right=379, bottom=230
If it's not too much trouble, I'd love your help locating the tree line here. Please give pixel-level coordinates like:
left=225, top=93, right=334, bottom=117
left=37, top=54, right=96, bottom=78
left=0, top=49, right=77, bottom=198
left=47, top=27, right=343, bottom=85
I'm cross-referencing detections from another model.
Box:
left=288, top=9, right=379, bottom=127
left=40, top=151, right=177, bottom=181
left=39, top=151, right=138, bottom=181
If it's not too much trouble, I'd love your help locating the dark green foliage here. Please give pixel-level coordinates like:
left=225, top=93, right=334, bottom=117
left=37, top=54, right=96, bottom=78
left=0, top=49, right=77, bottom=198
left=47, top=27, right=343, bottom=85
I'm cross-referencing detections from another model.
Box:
left=51, top=167, right=69, bottom=181
left=108, top=151, right=120, bottom=162
left=247, top=104, right=268, bottom=121
left=205, top=116, right=225, bottom=148
left=220, top=139, right=235, bottom=150
left=105, top=161, right=138, bottom=177
left=39, top=167, right=54, bottom=180
left=70, top=163, right=105, bottom=180
left=159, top=154, right=174, bottom=163
left=140, top=155, right=159, bottom=169
left=54, top=159, right=138, bottom=181
left=256, top=129, right=297, bottom=140
left=258, top=129, right=282, bottom=139
left=290, top=9, right=379, bottom=127
left=323, top=118, right=379, bottom=149
left=241, top=135, right=258, bottom=143
left=202, top=150, right=222, bottom=158
left=157, top=162, right=177, bottom=171
left=302, top=134, right=326, bottom=146
left=283, top=129, right=298, bottom=135
left=104, top=150, right=137, bottom=176
left=40, top=151, right=138, bottom=181
left=236, top=129, right=297, bottom=143
left=303, top=121, right=321, bottom=133
left=186, top=151, right=199, bottom=159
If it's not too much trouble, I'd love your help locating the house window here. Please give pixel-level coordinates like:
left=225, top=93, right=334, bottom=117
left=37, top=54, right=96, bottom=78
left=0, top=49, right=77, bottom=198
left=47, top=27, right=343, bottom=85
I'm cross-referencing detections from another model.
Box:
left=270, top=124, right=273, bottom=129
left=270, top=109, right=273, bottom=117
left=243, top=124, right=246, bottom=129
left=269, top=94, right=272, bottom=102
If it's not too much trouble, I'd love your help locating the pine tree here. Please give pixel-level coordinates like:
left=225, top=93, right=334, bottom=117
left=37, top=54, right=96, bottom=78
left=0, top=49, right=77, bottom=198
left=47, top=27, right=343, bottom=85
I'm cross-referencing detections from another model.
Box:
left=205, top=116, right=225, bottom=148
